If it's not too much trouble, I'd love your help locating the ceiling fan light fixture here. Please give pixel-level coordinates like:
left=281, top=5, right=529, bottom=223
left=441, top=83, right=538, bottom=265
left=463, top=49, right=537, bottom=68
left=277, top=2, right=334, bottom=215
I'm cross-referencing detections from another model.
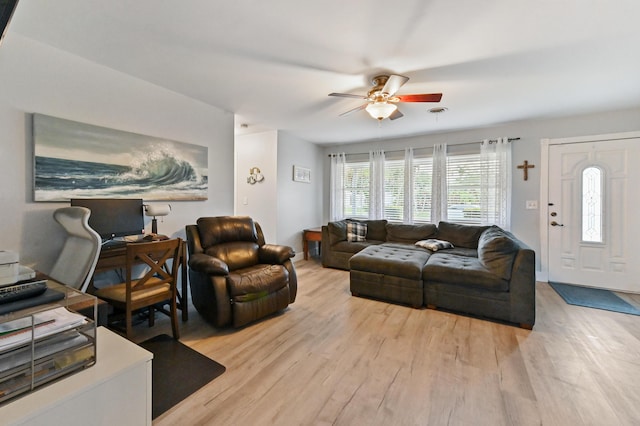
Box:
left=365, top=102, right=397, bottom=120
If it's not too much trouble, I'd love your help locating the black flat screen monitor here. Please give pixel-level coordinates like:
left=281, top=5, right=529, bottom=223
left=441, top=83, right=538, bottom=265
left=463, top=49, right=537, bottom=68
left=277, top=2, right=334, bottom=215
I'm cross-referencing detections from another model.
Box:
left=70, top=198, right=145, bottom=241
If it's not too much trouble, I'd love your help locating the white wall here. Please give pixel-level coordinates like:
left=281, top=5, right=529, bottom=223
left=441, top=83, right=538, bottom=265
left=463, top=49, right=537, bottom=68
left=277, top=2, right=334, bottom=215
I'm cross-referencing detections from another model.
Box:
left=234, top=131, right=279, bottom=242
left=6, top=34, right=636, bottom=276
left=276, top=131, right=323, bottom=255
left=234, top=130, right=324, bottom=258
left=322, top=106, right=640, bottom=272
left=0, top=34, right=235, bottom=273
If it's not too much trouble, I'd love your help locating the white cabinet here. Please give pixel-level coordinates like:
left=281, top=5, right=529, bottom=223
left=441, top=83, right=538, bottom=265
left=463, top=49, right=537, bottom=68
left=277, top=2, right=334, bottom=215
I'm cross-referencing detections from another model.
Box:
left=0, top=327, right=153, bottom=426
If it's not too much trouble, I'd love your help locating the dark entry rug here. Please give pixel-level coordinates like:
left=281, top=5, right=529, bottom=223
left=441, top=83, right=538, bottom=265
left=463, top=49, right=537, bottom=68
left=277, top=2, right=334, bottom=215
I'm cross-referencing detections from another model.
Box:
left=139, top=334, right=226, bottom=419
left=549, top=282, right=640, bottom=316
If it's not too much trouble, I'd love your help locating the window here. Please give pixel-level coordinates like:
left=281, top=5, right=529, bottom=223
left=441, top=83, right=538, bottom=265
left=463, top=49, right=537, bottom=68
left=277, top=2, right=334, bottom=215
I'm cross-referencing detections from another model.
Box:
left=446, top=153, right=482, bottom=224
left=384, top=159, right=404, bottom=221
left=582, top=166, right=603, bottom=242
left=412, top=157, right=433, bottom=222
left=338, top=150, right=498, bottom=226
left=343, top=161, right=369, bottom=219
left=382, top=156, right=433, bottom=223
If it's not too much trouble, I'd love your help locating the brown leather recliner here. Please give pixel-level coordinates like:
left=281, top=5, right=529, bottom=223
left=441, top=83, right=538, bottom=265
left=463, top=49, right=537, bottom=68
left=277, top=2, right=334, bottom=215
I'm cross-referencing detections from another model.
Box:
left=185, top=216, right=297, bottom=327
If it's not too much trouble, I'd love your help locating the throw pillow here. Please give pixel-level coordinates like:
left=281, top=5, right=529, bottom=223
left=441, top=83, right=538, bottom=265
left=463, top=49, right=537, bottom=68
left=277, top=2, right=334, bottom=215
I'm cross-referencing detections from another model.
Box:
left=346, top=221, right=368, bottom=242
left=415, top=239, right=454, bottom=251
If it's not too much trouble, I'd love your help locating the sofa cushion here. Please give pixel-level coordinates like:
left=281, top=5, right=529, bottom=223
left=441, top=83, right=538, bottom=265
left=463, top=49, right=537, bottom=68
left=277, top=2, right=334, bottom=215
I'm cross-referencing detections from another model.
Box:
left=197, top=216, right=258, bottom=248
left=332, top=240, right=383, bottom=254
left=357, top=219, right=388, bottom=241
left=477, top=226, right=518, bottom=280
left=415, top=239, right=454, bottom=251
left=328, top=219, right=387, bottom=245
left=436, top=221, right=490, bottom=249
left=227, top=264, right=288, bottom=300
left=424, top=253, right=509, bottom=292
left=259, top=244, right=295, bottom=264
left=347, top=221, right=368, bottom=242
left=445, top=247, right=479, bottom=257
left=350, top=245, right=431, bottom=280
left=381, top=242, right=423, bottom=251
left=386, top=223, right=437, bottom=244
left=205, top=241, right=260, bottom=271
left=188, top=252, right=229, bottom=275
left=328, top=220, right=348, bottom=245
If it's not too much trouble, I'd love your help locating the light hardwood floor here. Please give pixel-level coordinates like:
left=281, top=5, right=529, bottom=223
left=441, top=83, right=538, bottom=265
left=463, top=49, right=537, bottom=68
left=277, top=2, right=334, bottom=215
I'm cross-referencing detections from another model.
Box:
left=132, top=258, right=640, bottom=426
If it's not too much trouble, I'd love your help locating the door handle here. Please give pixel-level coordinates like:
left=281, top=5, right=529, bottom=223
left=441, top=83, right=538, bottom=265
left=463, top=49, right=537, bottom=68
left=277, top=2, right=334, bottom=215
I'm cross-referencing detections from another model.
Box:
left=550, top=221, right=564, bottom=227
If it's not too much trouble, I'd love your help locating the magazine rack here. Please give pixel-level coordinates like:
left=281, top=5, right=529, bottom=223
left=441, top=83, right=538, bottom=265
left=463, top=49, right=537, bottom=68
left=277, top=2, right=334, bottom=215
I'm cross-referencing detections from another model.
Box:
left=0, top=280, right=96, bottom=404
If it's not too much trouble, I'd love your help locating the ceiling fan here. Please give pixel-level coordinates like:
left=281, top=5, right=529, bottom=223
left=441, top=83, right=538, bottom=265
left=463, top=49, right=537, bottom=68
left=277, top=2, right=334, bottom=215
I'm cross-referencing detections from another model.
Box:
left=329, top=74, right=443, bottom=121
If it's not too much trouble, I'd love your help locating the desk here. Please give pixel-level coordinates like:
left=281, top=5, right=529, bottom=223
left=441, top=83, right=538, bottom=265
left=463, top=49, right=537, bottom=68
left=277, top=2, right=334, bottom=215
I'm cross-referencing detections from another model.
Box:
left=303, top=227, right=322, bottom=260
left=94, top=240, right=189, bottom=321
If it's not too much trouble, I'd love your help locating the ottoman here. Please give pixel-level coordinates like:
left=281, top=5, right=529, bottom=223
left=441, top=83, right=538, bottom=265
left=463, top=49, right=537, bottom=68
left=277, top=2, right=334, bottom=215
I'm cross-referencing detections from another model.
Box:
left=349, top=244, right=431, bottom=308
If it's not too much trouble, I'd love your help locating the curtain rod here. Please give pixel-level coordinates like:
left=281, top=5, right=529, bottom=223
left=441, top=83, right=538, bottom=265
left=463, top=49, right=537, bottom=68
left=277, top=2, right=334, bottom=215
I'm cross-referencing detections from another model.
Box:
left=328, top=137, right=520, bottom=156
left=461, top=137, right=520, bottom=146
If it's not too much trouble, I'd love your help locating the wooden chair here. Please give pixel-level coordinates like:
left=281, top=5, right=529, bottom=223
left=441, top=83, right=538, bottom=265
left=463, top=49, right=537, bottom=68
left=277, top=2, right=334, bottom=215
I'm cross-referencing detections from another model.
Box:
left=94, top=238, right=182, bottom=340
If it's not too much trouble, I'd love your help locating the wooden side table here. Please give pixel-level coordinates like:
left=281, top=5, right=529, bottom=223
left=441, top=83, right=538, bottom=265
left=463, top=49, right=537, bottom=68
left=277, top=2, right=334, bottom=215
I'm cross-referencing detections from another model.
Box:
left=303, top=227, right=322, bottom=260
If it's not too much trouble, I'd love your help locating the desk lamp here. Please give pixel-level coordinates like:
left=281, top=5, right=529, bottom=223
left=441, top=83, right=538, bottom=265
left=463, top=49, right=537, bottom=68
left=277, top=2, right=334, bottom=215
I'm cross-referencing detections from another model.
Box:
left=143, top=204, right=171, bottom=238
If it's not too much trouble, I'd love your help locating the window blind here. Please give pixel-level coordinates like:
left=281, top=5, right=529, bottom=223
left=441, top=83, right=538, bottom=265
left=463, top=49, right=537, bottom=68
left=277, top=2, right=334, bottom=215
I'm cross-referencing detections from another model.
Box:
left=341, top=152, right=490, bottom=225
left=384, top=159, right=404, bottom=221
left=446, top=153, right=482, bottom=224
left=412, top=157, right=433, bottom=223
left=343, top=161, right=369, bottom=219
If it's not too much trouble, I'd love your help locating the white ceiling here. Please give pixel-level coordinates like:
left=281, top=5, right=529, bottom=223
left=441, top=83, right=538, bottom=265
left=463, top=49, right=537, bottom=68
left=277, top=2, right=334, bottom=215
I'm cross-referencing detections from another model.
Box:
left=8, top=0, right=640, bottom=145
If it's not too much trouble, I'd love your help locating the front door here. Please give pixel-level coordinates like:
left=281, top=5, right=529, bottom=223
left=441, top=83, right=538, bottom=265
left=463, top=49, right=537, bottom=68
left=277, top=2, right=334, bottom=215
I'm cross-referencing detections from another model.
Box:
left=547, top=138, right=640, bottom=293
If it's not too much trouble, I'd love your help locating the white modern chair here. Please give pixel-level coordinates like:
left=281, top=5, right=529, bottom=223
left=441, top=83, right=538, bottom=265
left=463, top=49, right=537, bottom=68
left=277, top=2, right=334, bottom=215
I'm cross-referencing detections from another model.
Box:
left=49, top=206, right=102, bottom=292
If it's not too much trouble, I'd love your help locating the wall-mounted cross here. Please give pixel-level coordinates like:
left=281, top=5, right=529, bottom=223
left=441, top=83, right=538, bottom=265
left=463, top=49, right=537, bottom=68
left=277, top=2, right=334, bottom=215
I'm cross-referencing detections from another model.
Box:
left=517, top=160, right=535, bottom=181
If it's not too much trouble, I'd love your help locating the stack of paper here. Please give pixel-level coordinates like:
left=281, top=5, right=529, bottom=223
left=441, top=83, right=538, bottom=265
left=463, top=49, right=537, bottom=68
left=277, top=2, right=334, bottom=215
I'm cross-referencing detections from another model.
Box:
left=0, top=307, right=88, bottom=352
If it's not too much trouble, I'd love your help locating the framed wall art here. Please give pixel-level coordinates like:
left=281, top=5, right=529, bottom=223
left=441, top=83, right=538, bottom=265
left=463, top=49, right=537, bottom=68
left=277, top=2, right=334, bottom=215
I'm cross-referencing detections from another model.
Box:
left=293, top=165, right=311, bottom=183
left=33, top=113, right=208, bottom=201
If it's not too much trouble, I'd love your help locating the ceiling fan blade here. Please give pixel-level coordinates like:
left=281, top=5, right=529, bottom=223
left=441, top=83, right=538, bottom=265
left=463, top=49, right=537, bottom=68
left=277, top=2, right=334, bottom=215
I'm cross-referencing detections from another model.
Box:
left=339, top=104, right=367, bottom=117
left=381, top=74, right=409, bottom=96
left=389, top=109, right=404, bottom=120
left=329, top=92, right=367, bottom=99
left=396, top=93, right=443, bottom=103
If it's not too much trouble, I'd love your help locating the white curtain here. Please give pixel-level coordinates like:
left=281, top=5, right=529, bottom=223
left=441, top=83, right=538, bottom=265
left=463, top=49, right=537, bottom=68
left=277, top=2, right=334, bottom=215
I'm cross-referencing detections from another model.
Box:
left=369, top=149, right=385, bottom=219
left=431, top=143, right=448, bottom=224
left=480, top=138, right=512, bottom=229
left=329, top=153, right=346, bottom=221
left=403, top=148, right=414, bottom=224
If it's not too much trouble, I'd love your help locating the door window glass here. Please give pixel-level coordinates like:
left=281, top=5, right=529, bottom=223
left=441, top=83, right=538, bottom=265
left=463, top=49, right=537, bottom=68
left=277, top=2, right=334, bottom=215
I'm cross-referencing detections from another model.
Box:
left=582, top=166, right=603, bottom=242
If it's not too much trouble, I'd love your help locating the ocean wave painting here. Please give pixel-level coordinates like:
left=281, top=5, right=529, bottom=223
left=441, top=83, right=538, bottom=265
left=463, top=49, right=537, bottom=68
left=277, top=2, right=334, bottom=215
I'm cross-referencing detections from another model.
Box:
left=33, top=114, right=208, bottom=201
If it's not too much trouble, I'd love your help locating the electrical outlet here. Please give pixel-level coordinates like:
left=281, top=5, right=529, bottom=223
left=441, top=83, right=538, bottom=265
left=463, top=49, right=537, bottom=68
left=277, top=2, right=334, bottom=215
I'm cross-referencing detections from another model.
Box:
left=526, top=200, right=538, bottom=209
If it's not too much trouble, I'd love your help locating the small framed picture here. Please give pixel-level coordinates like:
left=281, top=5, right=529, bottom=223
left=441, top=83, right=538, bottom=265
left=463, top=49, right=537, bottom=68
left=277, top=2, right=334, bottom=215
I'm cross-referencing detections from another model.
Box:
left=293, top=165, right=311, bottom=183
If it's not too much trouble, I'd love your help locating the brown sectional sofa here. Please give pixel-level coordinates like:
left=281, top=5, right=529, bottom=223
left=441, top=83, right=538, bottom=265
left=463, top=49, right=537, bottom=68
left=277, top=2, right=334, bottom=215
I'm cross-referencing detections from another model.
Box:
left=321, top=220, right=536, bottom=329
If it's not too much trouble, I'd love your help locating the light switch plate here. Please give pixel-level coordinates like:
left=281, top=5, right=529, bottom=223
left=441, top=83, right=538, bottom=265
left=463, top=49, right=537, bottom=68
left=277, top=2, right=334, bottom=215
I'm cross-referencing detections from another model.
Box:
left=526, top=200, right=538, bottom=209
